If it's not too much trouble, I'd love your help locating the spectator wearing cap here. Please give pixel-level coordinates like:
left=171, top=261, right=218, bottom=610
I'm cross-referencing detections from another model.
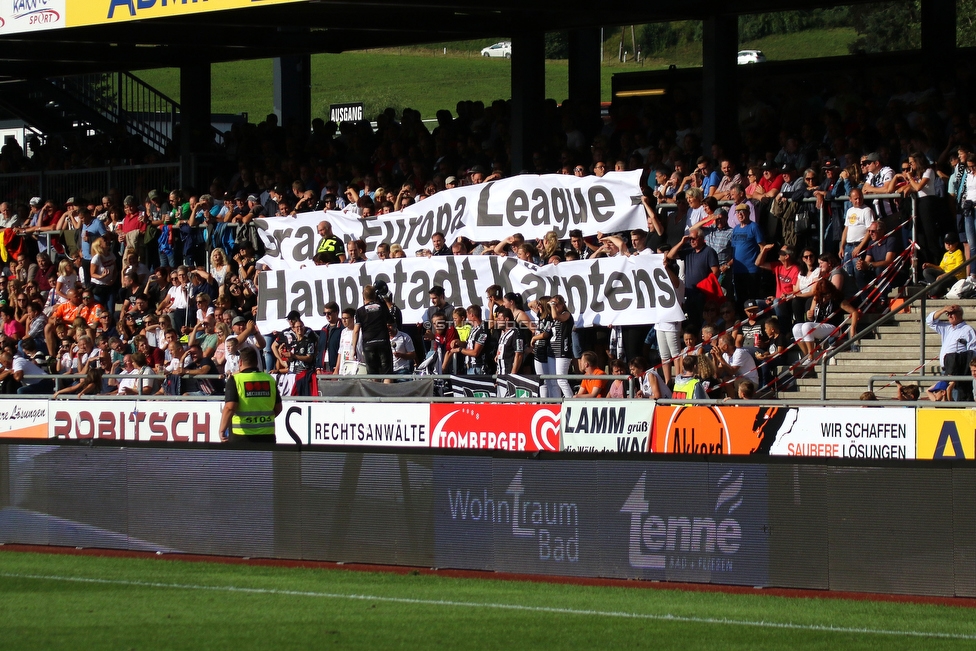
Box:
left=264, top=184, right=287, bottom=217
left=120, top=195, right=146, bottom=260
left=445, top=176, right=457, bottom=189
left=467, top=166, right=487, bottom=185
left=275, top=310, right=317, bottom=395
left=20, top=197, right=42, bottom=233
left=860, top=152, right=898, bottom=221
left=927, top=305, right=976, bottom=401
left=922, top=233, right=965, bottom=293
left=775, top=163, right=802, bottom=200
left=753, top=162, right=784, bottom=201
left=926, top=380, right=950, bottom=402
left=815, top=159, right=849, bottom=251
left=243, top=193, right=264, bottom=224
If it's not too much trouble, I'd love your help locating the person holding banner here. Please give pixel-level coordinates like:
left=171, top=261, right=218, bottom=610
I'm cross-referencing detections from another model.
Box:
left=352, top=285, right=393, bottom=377
left=449, top=305, right=488, bottom=375
left=530, top=296, right=553, bottom=397
left=316, top=220, right=345, bottom=262
left=547, top=295, right=575, bottom=398
left=494, top=307, right=524, bottom=375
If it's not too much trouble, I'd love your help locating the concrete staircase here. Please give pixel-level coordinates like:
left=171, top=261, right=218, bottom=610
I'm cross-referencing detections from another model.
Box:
left=790, top=298, right=976, bottom=400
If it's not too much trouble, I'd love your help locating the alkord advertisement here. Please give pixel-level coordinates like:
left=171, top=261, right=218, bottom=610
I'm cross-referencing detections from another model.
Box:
left=432, top=458, right=769, bottom=585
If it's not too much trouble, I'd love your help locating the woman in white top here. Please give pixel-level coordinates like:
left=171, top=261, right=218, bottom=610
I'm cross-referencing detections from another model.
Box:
left=89, top=237, right=118, bottom=310
left=210, top=248, right=233, bottom=294
left=792, top=247, right=822, bottom=326
left=157, top=268, right=190, bottom=329
left=52, top=258, right=78, bottom=306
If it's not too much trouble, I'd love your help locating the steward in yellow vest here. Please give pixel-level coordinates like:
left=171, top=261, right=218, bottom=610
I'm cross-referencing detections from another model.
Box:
left=219, top=347, right=282, bottom=445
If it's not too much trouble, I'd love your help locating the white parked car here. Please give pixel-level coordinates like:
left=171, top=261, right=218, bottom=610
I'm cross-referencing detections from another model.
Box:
left=737, top=49, right=767, bottom=65
left=481, top=41, right=512, bottom=59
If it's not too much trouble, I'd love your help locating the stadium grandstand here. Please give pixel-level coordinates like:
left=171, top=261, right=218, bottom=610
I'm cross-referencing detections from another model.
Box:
left=6, top=1, right=976, bottom=612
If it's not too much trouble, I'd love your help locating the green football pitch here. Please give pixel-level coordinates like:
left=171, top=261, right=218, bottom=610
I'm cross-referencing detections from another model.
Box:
left=2, top=550, right=975, bottom=650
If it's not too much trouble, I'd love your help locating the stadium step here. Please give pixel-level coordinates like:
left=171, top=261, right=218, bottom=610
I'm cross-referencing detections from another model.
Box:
left=783, top=296, right=976, bottom=400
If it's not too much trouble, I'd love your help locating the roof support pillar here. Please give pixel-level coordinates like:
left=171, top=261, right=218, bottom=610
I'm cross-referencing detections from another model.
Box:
left=702, top=14, right=738, bottom=157
left=179, top=62, right=211, bottom=187
left=568, top=28, right=602, bottom=142
left=921, top=0, right=956, bottom=73
left=273, top=53, right=312, bottom=131
left=511, top=30, right=546, bottom=174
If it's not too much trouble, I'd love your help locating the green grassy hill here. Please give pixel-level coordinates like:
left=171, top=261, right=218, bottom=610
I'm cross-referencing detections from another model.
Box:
left=134, top=27, right=856, bottom=123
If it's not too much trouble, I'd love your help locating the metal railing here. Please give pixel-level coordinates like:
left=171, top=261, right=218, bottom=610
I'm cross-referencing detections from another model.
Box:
left=14, top=372, right=636, bottom=403
left=50, top=72, right=180, bottom=153
left=657, top=192, right=910, bottom=275
left=814, top=253, right=976, bottom=399
left=0, top=163, right=181, bottom=205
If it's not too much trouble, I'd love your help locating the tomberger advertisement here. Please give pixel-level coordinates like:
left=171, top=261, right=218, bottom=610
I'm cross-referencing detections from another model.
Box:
left=429, top=404, right=560, bottom=452
left=51, top=401, right=223, bottom=442
left=278, top=401, right=429, bottom=447
left=561, top=400, right=653, bottom=452
left=432, top=458, right=769, bottom=585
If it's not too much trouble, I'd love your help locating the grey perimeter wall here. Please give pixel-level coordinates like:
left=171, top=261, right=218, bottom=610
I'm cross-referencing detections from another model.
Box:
left=1, top=444, right=974, bottom=598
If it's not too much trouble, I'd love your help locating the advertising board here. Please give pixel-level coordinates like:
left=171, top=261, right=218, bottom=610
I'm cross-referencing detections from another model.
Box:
left=767, top=407, right=916, bottom=459
left=561, top=400, right=653, bottom=452
left=651, top=405, right=785, bottom=455
left=278, top=401, right=429, bottom=447
left=0, top=0, right=65, bottom=35
left=916, top=409, right=976, bottom=459
left=50, top=401, right=223, bottom=442
left=432, top=458, right=769, bottom=585
left=66, top=0, right=304, bottom=28
left=0, top=400, right=49, bottom=439
left=429, top=404, right=560, bottom=452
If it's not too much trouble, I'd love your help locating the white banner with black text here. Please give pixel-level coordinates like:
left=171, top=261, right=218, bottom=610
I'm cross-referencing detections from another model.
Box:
left=257, top=253, right=683, bottom=332
left=256, top=170, right=646, bottom=269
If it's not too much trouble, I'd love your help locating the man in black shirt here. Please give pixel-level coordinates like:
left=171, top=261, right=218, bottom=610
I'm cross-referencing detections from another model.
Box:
left=352, top=285, right=393, bottom=375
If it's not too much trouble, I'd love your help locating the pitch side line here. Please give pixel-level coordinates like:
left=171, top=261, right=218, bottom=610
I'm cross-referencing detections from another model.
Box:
left=3, top=572, right=975, bottom=641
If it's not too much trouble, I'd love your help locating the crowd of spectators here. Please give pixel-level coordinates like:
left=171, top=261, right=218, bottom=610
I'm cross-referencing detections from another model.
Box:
left=1, top=69, right=976, bottom=399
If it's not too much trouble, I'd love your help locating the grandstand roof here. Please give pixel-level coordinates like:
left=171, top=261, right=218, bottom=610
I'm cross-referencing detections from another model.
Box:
left=0, top=0, right=893, bottom=81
